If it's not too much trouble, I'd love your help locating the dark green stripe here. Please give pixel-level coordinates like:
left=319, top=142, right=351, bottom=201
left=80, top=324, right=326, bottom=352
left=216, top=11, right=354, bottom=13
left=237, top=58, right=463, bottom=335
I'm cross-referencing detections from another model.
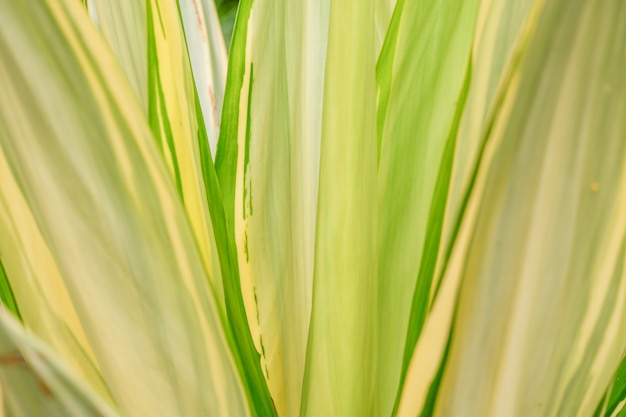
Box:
left=192, top=52, right=277, bottom=417
left=214, top=0, right=254, bottom=230
left=599, top=353, right=626, bottom=416
left=375, top=0, right=406, bottom=162
left=146, top=1, right=183, bottom=197
left=152, top=0, right=276, bottom=413
left=592, top=239, right=626, bottom=417
left=418, top=326, right=453, bottom=417
left=242, top=63, right=254, bottom=219
left=0, top=257, right=22, bottom=321
left=392, top=56, right=472, bottom=416
left=429, top=12, right=531, bottom=304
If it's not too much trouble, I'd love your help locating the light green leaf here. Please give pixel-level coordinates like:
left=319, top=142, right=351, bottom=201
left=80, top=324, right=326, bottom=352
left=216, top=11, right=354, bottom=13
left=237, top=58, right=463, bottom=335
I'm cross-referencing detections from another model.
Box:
left=214, top=0, right=328, bottom=415
left=433, top=0, right=537, bottom=296
left=146, top=0, right=226, bottom=311
left=0, top=1, right=251, bottom=416
left=393, top=1, right=541, bottom=414
left=91, top=0, right=227, bottom=157
left=299, top=0, right=378, bottom=415
left=92, top=0, right=228, bottom=307
left=0, top=148, right=112, bottom=404
left=89, top=1, right=276, bottom=411
left=90, top=0, right=147, bottom=108
left=213, top=0, right=329, bottom=414
left=374, top=0, right=481, bottom=413
left=0, top=309, right=120, bottom=417
left=375, top=0, right=396, bottom=54
left=432, top=0, right=626, bottom=415
left=395, top=0, right=540, bottom=414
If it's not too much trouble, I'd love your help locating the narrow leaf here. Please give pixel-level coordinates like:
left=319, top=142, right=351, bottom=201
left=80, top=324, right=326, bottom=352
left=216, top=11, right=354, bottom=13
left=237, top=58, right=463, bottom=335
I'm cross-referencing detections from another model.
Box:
left=374, top=0, right=481, bottom=413
left=214, top=0, right=329, bottom=414
left=299, top=0, right=378, bottom=415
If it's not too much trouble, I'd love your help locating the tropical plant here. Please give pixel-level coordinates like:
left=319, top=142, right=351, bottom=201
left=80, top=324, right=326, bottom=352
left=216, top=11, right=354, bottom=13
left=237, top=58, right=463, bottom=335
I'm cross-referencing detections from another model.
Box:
left=0, top=0, right=624, bottom=416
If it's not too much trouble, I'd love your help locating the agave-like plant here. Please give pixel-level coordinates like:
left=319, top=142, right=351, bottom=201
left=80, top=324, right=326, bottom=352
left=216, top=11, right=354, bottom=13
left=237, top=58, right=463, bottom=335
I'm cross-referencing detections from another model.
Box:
left=0, top=0, right=625, bottom=416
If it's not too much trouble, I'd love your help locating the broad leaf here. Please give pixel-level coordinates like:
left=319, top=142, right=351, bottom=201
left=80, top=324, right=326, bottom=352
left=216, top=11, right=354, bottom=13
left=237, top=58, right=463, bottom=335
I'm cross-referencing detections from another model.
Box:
left=0, top=148, right=112, bottom=404
left=0, top=1, right=251, bottom=416
left=432, top=0, right=626, bottom=415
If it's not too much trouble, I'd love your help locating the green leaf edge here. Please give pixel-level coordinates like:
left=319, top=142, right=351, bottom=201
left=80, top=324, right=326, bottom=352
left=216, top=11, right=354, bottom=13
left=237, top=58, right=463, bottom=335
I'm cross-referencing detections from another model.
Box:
left=391, top=54, right=473, bottom=416
left=0, top=257, right=21, bottom=321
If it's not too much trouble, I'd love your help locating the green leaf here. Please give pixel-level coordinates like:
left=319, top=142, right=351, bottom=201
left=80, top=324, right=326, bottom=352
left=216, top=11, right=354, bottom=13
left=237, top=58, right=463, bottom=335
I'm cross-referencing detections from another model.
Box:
left=92, top=0, right=228, bottom=305
left=215, top=0, right=238, bottom=48
left=0, top=1, right=252, bottom=416
left=434, top=0, right=537, bottom=295
left=0, top=260, right=19, bottom=322
left=0, top=148, right=112, bottom=404
left=212, top=0, right=329, bottom=413
left=391, top=57, right=473, bottom=416
left=89, top=3, right=274, bottom=411
left=432, top=0, right=626, bottom=415
left=393, top=1, right=539, bottom=413
left=595, top=354, right=626, bottom=417
left=375, top=0, right=396, bottom=53
left=216, top=0, right=328, bottom=415
left=91, top=0, right=227, bottom=157
left=145, top=0, right=226, bottom=309
left=374, top=0, right=481, bottom=413
left=298, top=0, right=378, bottom=415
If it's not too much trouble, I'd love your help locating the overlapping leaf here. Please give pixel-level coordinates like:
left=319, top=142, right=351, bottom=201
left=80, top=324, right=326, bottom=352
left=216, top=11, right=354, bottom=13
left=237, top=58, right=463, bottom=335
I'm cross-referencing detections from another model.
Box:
left=0, top=1, right=252, bottom=416
left=430, top=1, right=626, bottom=416
left=0, top=148, right=112, bottom=405
left=374, top=0, right=481, bottom=414
left=0, top=310, right=120, bottom=417
left=214, top=0, right=329, bottom=414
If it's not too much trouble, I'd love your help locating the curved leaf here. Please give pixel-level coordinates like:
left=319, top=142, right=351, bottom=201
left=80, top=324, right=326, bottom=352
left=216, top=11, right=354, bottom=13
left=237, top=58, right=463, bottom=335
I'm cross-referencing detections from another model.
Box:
left=0, top=1, right=251, bottom=416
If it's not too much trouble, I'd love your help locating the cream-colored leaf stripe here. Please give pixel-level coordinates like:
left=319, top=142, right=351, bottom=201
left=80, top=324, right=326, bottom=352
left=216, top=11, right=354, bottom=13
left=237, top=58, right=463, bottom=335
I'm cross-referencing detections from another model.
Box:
left=90, top=0, right=147, bottom=108
left=146, top=0, right=227, bottom=310
left=1, top=0, right=625, bottom=416
left=0, top=1, right=250, bottom=416
left=217, top=0, right=329, bottom=415
left=0, top=147, right=112, bottom=405
left=432, top=1, right=626, bottom=416
left=374, top=0, right=482, bottom=414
